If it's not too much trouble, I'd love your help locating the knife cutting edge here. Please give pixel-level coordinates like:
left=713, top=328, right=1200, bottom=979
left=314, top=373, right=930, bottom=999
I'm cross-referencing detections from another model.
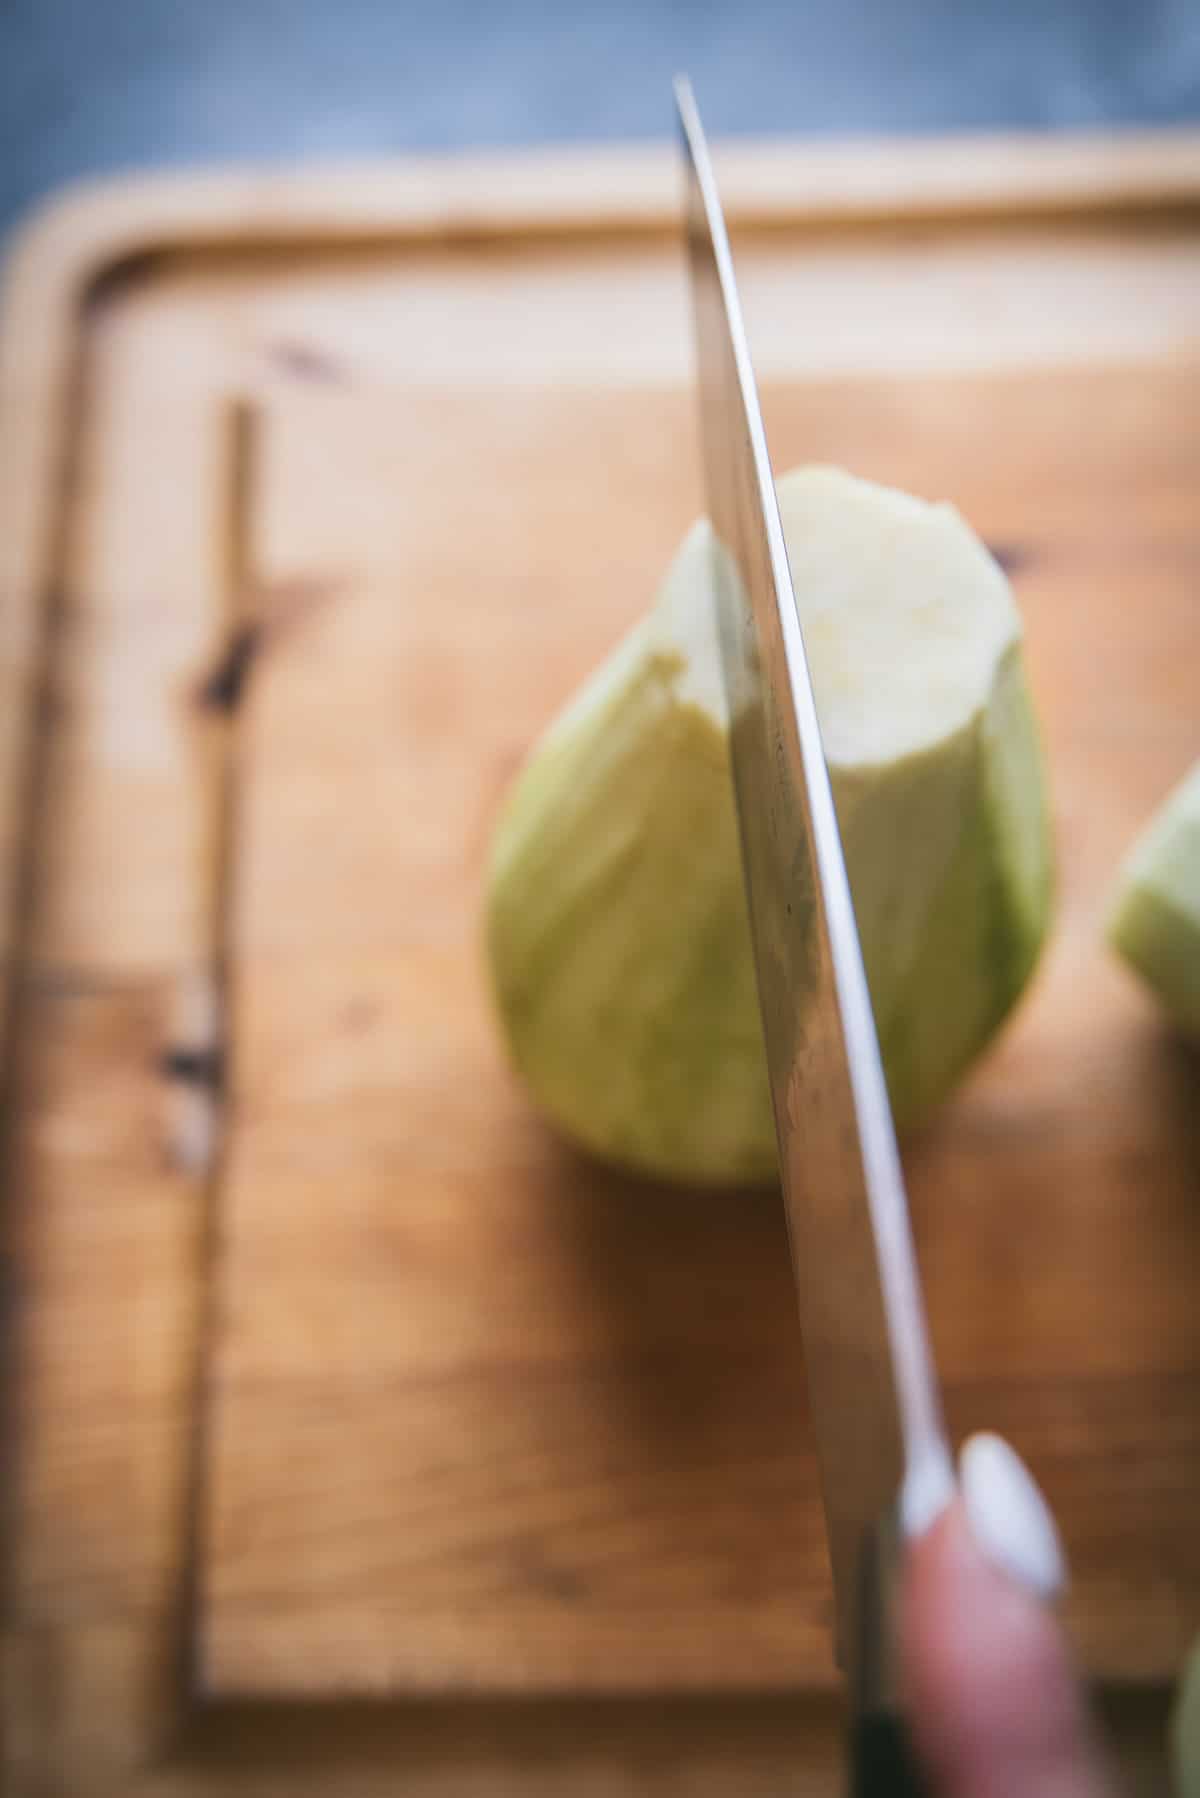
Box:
left=675, top=75, right=955, bottom=1786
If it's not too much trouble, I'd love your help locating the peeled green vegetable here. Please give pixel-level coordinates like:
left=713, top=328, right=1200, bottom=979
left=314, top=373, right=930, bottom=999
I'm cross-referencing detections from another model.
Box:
left=1174, top=1634, right=1200, bottom=1798
left=486, top=467, right=1053, bottom=1185
left=1108, top=759, right=1200, bottom=1035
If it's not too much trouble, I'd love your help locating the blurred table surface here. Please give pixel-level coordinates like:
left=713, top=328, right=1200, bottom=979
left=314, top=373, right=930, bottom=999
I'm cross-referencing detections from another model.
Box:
left=2, top=0, right=1199, bottom=244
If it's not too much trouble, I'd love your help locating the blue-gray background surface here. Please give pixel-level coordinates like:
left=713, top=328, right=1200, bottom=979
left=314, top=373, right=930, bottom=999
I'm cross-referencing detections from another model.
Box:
left=2, top=0, right=1199, bottom=242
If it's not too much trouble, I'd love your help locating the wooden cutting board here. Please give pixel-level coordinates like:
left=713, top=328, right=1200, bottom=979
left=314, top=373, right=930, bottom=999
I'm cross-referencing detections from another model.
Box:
left=3, top=134, right=1199, bottom=1793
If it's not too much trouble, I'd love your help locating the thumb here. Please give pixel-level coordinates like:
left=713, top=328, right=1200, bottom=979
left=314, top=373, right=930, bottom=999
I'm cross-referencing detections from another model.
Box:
left=900, top=1434, right=1120, bottom=1798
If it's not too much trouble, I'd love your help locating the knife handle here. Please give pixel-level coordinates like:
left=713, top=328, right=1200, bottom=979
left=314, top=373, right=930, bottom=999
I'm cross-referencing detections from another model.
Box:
left=847, top=1510, right=930, bottom=1796
left=849, top=1707, right=928, bottom=1798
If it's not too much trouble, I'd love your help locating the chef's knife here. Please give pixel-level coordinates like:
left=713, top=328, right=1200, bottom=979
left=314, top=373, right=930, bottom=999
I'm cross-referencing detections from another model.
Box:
left=675, top=78, right=955, bottom=1794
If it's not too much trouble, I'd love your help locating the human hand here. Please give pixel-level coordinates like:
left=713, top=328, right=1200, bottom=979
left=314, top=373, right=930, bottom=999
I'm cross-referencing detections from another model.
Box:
left=901, top=1434, right=1121, bottom=1798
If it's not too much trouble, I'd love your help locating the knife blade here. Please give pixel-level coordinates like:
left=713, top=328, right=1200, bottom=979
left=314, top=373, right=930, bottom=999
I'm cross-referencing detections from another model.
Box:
left=675, top=76, right=954, bottom=1782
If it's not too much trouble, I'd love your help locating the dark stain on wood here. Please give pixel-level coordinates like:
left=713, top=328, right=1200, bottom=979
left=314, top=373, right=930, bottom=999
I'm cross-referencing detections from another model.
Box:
left=269, top=339, right=346, bottom=382
left=197, top=621, right=263, bottom=713
left=196, top=576, right=344, bottom=714
left=339, top=997, right=382, bottom=1034
left=159, top=1045, right=225, bottom=1091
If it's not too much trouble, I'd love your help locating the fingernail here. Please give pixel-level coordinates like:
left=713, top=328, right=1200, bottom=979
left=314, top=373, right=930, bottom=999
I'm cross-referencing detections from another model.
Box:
left=959, top=1431, right=1066, bottom=1600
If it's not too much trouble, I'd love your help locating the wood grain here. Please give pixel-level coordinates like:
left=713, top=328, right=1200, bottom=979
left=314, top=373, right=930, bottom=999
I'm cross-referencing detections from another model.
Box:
left=198, top=363, right=1200, bottom=1701
left=3, top=137, right=1199, bottom=1790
